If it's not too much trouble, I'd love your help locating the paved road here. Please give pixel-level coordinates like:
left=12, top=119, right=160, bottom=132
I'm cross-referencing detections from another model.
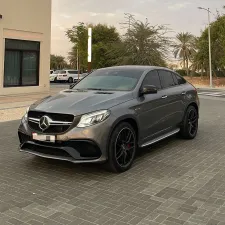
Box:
left=1, top=98, right=225, bottom=225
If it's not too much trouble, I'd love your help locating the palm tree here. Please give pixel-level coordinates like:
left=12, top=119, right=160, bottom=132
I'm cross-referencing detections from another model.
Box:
left=50, top=54, right=67, bottom=70
left=120, top=15, right=171, bottom=66
left=173, top=32, right=196, bottom=76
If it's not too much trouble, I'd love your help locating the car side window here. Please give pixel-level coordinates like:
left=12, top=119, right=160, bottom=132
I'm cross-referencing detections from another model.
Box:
left=172, top=73, right=179, bottom=85
left=176, top=74, right=186, bottom=85
left=142, top=70, right=162, bottom=90
left=158, top=70, right=175, bottom=89
left=68, top=70, right=78, bottom=74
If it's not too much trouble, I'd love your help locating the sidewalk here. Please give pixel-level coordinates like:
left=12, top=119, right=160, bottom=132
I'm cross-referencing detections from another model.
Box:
left=0, top=86, right=66, bottom=122
left=195, top=85, right=225, bottom=90
left=0, top=86, right=65, bottom=110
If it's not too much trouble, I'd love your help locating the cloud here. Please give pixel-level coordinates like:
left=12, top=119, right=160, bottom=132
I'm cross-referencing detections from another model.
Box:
left=52, top=24, right=66, bottom=31
left=106, top=13, right=115, bottom=17
left=60, top=14, right=72, bottom=19
left=89, top=12, right=115, bottom=17
left=168, top=2, right=191, bottom=10
left=90, top=12, right=99, bottom=17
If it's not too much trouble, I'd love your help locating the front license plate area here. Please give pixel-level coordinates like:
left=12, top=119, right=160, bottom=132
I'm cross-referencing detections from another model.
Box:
left=32, top=133, right=55, bottom=143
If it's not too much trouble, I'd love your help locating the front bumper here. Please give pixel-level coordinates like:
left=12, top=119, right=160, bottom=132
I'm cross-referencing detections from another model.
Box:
left=18, top=118, right=111, bottom=164
left=49, top=77, right=55, bottom=81
left=57, top=76, right=68, bottom=81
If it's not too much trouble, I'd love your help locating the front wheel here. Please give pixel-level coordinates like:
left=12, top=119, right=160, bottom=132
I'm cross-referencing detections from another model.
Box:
left=106, top=122, right=137, bottom=173
left=68, top=77, right=73, bottom=83
left=179, top=105, right=198, bottom=139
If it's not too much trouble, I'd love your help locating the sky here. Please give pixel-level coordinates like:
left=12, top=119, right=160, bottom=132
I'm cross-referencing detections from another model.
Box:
left=51, top=0, right=224, bottom=60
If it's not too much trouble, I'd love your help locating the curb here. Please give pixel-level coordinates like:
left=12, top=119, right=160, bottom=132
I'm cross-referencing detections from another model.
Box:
left=0, top=105, right=29, bottom=111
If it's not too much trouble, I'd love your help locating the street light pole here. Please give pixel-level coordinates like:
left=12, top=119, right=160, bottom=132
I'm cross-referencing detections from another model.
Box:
left=88, top=28, right=92, bottom=73
left=207, top=9, right=213, bottom=88
left=198, top=7, right=213, bottom=88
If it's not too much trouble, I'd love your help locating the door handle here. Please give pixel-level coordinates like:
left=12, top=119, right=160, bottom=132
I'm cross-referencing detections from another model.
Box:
left=181, top=91, right=186, bottom=95
left=161, top=95, right=168, bottom=99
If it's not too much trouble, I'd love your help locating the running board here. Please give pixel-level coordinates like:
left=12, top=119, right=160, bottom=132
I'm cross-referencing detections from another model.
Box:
left=141, top=128, right=180, bottom=148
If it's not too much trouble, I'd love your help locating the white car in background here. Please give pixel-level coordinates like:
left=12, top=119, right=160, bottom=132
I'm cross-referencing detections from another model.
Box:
left=56, top=69, right=79, bottom=83
left=73, top=73, right=88, bottom=83
left=49, top=70, right=59, bottom=82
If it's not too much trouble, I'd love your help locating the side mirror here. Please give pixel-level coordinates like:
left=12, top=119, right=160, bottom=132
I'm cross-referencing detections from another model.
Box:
left=140, top=85, right=157, bottom=96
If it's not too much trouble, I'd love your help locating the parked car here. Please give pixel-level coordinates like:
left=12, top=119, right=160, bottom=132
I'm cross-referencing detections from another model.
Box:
left=73, top=73, right=88, bottom=83
left=49, top=70, right=59, bottom=82
left=56, top=69, right=79, bottom=83
left=18, top=66, right=199, bottom=173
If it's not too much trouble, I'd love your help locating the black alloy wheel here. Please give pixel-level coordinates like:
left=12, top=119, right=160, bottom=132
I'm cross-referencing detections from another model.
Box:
left=107, top=122, right=137, bottom=172
left=68, top=77, right=73, bottom=83
left=180, top=105, right=198, bottom=139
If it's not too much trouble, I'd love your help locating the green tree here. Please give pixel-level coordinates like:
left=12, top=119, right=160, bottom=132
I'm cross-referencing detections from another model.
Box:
left=66, top=22, right=88, bottom=72
left=173, top=32, right=196, bottom=76
left=193, top=14, right=225, bottom=77
left=50, top=54, right=67, bottom=70
left=66, top=23, right=121, bottom=70
left=118, top=14, right=171, bottom=66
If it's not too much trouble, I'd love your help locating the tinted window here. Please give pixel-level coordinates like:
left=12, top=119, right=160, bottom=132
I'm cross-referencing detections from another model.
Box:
left=68, top=70, right=78, bottom=74
left=172, top=73, right=178, bottom=85
left=142, top=70, right=161, bottom=89
left=73, top=69, right=143, bottom=91
left=176, top=74, right=186, bottom=85
left=4, top=39, right=40, bottom=87
left=158, top=70, right=175, bottom=89
left=58, top=70, right=66, bottom=74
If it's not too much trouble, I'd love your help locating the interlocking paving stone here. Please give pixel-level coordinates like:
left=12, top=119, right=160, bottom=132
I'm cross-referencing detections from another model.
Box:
left=1, top=98, right=225, bottom=225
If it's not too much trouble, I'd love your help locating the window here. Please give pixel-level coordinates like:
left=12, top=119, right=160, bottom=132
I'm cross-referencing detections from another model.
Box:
left=68, top=70, right=78, bottom=74
left=172, top=73, right=179, bottom=85
left=142, top=70, right=161, bottom=89
left=4, top=39, right=40, bottom=87
left=73, top=69, right=143, bottom=91
left=58, top=70, right=66, bottom=74
left=158, top=70, right=175, bottom=89
left=175, top=74, right=186, bottom=85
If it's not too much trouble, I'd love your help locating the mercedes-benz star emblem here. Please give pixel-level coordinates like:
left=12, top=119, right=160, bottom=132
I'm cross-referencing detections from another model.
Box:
left=39, top=116, right=50, bottom=131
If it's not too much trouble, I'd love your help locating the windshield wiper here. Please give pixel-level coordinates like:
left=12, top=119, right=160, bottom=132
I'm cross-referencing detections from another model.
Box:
left=86, top=88, right=106, bottom=91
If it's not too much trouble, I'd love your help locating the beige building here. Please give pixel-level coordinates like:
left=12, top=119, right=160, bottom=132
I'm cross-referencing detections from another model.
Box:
left=0, top=0, right=51, bottom=96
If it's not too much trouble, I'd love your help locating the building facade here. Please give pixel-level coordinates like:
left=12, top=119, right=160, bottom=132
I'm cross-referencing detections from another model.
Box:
left=0, top=0, right=51, bottom=95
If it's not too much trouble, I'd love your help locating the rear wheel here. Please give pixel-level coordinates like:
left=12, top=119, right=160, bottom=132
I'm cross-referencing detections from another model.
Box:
left=106, top=122, right=137, bottom=173
left=179, top=105, right=198, bottom=139
left=68, top=77, right=73, bottom=83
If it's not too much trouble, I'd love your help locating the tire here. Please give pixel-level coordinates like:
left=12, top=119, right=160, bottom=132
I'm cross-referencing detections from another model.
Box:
left=179, top=105, right=198, bottom=139
left=68, top=77, right=73, bottom=83
left=106, top=122, right=137, bottom=173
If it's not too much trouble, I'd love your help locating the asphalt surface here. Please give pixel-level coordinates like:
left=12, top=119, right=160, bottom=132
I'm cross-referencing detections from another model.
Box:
left=1, top=97, right=225, bottom=225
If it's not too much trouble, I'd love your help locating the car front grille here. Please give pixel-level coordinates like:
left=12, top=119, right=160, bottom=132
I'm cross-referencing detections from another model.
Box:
left=27, top=111, right=80, bottom=134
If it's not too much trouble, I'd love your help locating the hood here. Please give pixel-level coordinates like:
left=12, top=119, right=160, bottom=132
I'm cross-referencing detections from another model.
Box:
left=29, top=89, right=134, bottom=115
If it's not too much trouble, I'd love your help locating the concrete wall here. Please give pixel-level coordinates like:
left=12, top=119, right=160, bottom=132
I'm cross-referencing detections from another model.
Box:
left=0, top=0, right=51, bottom=95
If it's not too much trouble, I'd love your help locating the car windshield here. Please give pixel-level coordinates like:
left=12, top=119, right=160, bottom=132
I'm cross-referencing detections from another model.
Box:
left=72, top=69, right=143, bottom=91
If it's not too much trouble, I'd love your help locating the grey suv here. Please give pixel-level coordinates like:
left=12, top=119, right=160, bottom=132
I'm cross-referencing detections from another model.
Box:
left=18, top=66, right=199, bottom=172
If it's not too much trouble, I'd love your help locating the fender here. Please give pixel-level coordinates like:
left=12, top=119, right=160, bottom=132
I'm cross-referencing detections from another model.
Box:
left=106, top=114, right=140, bottom=157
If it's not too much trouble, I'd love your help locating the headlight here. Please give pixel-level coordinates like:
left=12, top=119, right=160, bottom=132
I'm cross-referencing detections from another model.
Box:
left=23, top=107, right=30, bottom=120
left=77, top=110, right=110, bottom=128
